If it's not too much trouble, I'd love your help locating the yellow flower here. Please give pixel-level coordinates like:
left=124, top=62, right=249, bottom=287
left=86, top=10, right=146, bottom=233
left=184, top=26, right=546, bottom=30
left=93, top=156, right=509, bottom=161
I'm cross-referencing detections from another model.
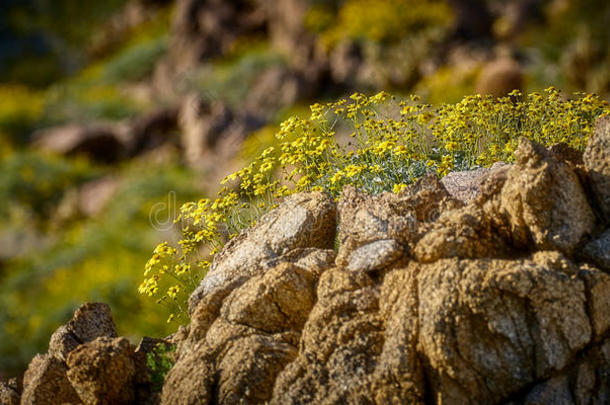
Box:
left=393, top=183, right=407, bottom=194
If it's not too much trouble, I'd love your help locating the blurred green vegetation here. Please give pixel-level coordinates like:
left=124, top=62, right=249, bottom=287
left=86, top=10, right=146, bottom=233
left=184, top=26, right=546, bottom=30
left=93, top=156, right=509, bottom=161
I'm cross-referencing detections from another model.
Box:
left=0, top=155, right=202, bottom=373
left=188, top=42, right=285, bottom=108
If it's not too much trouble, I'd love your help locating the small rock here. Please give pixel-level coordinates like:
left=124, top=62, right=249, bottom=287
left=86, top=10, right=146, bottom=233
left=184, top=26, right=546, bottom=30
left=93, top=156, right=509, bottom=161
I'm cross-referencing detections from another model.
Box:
left=66, top=337, right=138, bottom=405
left=346, top=239, right=404, bottom=274
left=440, top=162, right=509, bottom=203
left=21, top=354, right=81, bottom=405
left=223, top=262, right=317, bottom=334
left=414, top=204, right=512, bottom=262
left=49, top=302, right=118, bottom=361
left=0, top=377, right=21, bottom=405
left=475, top=56, right=523, bottom=97
left=336, top=176, right=461, bottom=267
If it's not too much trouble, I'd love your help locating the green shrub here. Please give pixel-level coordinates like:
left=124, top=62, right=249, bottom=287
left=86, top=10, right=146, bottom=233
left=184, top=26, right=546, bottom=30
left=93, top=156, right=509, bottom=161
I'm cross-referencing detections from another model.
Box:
left=140, top=89, right=609, bottom=321
left=146, top=343, right=176, bottom=392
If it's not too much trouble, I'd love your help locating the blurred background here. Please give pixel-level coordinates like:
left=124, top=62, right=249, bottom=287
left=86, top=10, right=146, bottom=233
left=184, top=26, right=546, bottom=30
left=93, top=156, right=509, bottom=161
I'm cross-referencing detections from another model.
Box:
left=1, top=0, right=609, bottom=377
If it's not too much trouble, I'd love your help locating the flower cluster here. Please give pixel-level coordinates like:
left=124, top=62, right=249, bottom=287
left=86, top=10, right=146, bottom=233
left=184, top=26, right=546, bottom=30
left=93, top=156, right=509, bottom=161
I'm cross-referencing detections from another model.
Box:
left=141, top=88, right=609, bottom=322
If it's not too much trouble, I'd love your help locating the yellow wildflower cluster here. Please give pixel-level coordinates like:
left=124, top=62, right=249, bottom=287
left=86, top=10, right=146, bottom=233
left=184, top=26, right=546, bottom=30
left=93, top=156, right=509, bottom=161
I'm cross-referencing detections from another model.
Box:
left=142, top=88, right=609, bottom=323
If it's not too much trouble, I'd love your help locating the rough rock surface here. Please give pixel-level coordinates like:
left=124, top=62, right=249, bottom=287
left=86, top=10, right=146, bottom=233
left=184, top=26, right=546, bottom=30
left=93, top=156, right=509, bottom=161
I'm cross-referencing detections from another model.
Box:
left=49, top=302, right=118, bottom=361
left=21, top=354, right=81, bottom=405
left=440, top=162, right=509, bottom=203
left=0, top=377, right=21, bottom=405
left=66, top=337, right=140, bottom=405
left=162, top=262, right=320, bottom=405
left=581, top=229, right=610, bottom=272
left=336, top=175, right=462, bottom=267
left=584, top=115, right=610, bottom=222
left=497, top=138, right=595, bottom=253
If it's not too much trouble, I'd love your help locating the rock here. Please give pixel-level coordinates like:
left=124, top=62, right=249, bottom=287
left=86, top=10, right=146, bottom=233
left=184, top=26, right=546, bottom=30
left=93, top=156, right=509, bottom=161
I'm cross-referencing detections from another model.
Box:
left=33, top=124, right=125, bottom=163
left=414, top=204, right=512, bottom=262
left=222, top=263, right=317, bottom=334
left=581, top=229, right=610, bottom=271
left=0, top=377, right=21, bottom=405
left=578, top=264, right=610, bottom=341
left=496, top=137, right=595, bottom=253
left=135, top=336, right=168, bottom=355
left=154, top=0, right=266, bottom=94
left=159, top=344, right=215, bottom=405
left=21, top=354, right=81, bottom=405
left=263, top=248, right=336, bottom=279
left=335, top=175, right=461, bottom=267
left=49, top=302, right=118, bottom=361
left=163, top=262, right=316, bottom=405
left=346, top=239, right=404, bottom=274
left=329, top=40, right=364, bottom=87
left=584, top=116, right=610, bottom=222
left=244, top=66, right=315, bottom=118
left=216, top=334, right=297, bottom=404
left=188, top=192, right=336, bottom=315
left=440, top=162, right=509, bottom=203
left=179, top=96, right=233, bottom=167
left=66, top=337, right=139, bottom=405
left=127, top=106, right=179, bottom=156
left=520, top=338, right=610, bottom=404
left=475, top=55, right=523, bottom=97
left=415, top=253, right=591, bottom=404
left=271, top=267, right=383, bottom=404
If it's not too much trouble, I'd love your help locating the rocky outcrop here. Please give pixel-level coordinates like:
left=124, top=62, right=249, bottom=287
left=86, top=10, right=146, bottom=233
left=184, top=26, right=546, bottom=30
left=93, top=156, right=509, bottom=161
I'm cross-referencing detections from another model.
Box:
left=18, top=303, right=155, bottom=405
left=18, top=118, right=610, bottom=404
left=159, top=132, right=608, bottom=404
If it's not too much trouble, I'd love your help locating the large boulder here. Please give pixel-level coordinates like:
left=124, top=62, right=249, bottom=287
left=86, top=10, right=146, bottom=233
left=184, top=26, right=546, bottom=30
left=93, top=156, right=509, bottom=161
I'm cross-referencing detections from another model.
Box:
left=584, top=115, right=610, bottom=222
left=415, top=253, right=592, bottom=404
